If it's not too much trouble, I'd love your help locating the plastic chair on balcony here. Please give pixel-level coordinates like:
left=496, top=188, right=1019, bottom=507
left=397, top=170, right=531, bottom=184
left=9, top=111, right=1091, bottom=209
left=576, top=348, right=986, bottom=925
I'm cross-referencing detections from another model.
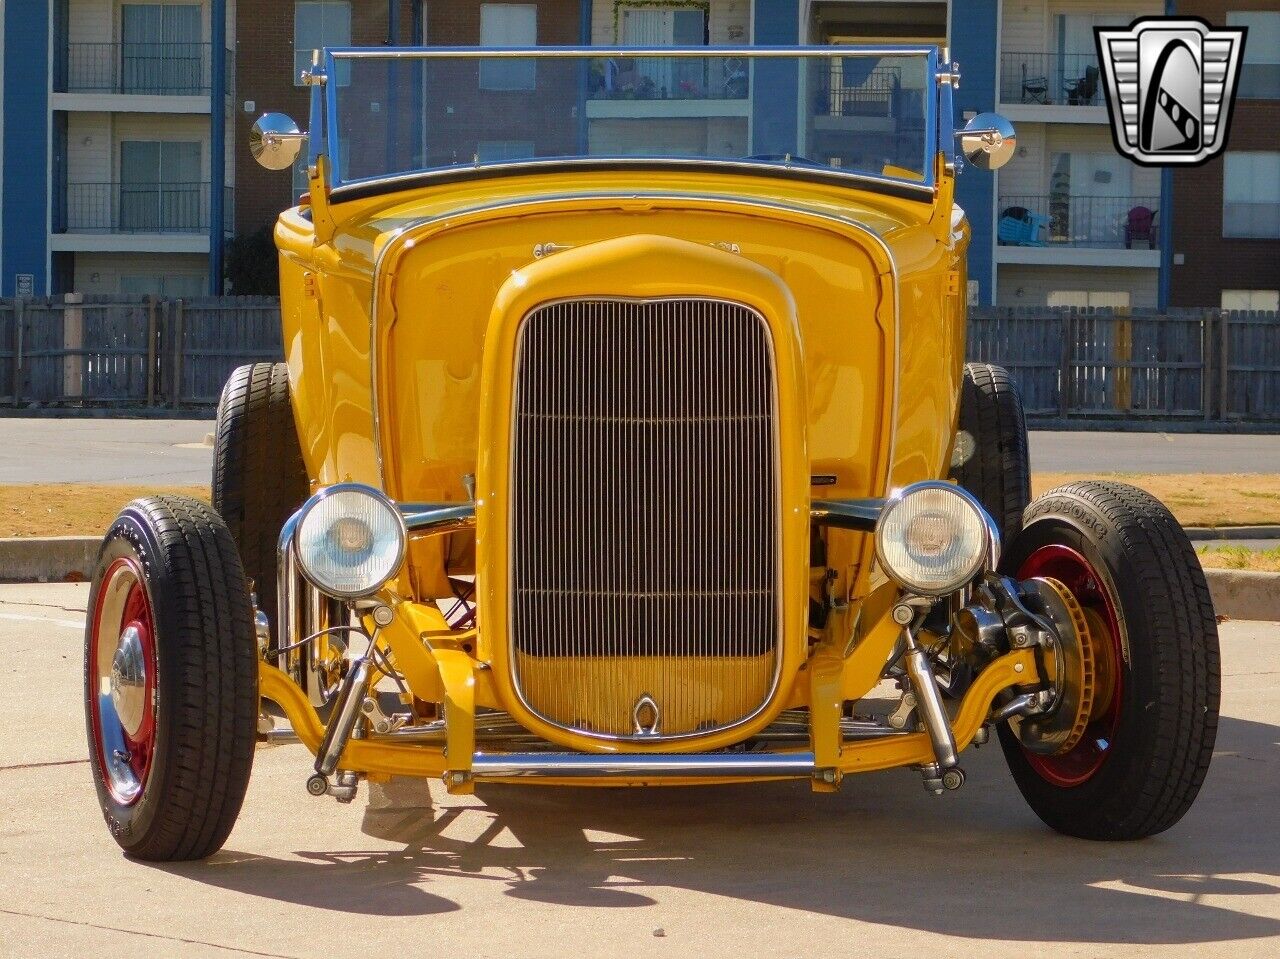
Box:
left=1065, top=65, right=1099, bottom=105
left=1021, top=63, right=1049, bottom=104
left=998, top=206, right=1049, bottom=246
left=1125, top=206, right=1157, bottom=249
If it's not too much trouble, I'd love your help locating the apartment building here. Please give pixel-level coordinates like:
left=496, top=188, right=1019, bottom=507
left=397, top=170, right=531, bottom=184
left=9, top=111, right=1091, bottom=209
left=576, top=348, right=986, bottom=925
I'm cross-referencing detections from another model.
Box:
left=1, top=1, right=234, bottom=297
left=1168, top=0, right=1279, bottom=310
left=5, top=2, right=1272, bottom=304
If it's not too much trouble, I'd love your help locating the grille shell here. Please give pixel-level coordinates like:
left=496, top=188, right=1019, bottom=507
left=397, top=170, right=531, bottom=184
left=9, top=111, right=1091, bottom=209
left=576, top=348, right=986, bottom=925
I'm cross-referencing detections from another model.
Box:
left=508, top=297, right=783, bottom=741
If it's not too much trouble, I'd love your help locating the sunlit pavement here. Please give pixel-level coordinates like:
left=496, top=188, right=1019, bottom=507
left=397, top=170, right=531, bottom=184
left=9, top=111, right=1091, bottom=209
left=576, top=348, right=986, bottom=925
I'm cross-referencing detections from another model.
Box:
left=1, top=583, right=1276, bottom=959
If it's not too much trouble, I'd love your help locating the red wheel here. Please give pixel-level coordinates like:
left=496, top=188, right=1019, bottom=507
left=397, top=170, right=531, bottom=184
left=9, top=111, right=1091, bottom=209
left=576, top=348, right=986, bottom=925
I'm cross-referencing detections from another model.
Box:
left=87, top=557, right=158, bottom=805
left=1016, top=544, right=1122, bottom=787
left=84, top=496, right=257, bottom=861
left=998, top=481, right=1218, bottom=840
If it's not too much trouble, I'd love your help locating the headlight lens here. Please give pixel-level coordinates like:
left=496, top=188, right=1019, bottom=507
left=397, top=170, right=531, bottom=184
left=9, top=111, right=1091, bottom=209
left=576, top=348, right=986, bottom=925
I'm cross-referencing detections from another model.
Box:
left=875, top=483, right=991, bottom=595
left=294, top=485, right=406, bottom=599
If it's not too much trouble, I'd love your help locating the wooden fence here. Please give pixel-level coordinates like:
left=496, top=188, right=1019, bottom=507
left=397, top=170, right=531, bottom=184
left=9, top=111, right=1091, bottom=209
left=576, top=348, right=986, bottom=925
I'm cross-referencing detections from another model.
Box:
left=967, top=308, right=1280, bottom=424
left=0, top=296, right=1276, bottom=425
left=0, top=295, right=280, bottom=408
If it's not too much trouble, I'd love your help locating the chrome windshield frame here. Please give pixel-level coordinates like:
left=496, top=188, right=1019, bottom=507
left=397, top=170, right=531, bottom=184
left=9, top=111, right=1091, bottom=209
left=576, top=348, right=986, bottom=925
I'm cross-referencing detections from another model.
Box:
left=317, top=45, right=944, bottom=194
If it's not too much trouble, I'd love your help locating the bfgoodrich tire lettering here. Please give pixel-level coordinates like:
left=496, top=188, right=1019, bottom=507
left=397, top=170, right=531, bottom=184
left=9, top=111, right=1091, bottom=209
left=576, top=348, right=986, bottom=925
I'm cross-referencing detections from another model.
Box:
left=998, top=481, right=1220, bottom=840
left=84, top=496, right=257, bottom=861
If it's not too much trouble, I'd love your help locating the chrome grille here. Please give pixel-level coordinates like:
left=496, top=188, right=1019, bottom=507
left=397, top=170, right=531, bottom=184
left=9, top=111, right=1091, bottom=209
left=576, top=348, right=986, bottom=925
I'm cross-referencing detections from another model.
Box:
left=509, top=297, right=781, bottom=739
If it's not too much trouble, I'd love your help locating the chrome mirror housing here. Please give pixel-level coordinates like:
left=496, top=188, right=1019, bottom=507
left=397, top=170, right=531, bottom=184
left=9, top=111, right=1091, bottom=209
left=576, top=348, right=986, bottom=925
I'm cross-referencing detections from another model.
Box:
left=250, top=113, right=307, bottom=171
left=958, top=113, right=1016, bottom=171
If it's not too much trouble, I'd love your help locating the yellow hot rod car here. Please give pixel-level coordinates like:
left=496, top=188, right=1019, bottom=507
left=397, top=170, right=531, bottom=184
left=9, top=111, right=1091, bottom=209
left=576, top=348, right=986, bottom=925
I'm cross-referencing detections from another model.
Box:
left=85, top=46, right=1218, bottom=862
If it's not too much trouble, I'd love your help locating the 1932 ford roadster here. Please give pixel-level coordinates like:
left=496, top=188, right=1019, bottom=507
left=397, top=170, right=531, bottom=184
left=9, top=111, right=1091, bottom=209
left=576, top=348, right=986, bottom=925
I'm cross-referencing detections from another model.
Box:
left=85, top=46, right=1218, bottom=861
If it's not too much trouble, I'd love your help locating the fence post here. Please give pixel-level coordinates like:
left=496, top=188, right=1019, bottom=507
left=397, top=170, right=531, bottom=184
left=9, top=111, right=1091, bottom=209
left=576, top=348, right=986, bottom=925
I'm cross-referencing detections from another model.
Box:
left=1058, top=310, right=1072, bottom=418
left=146, top=296, right=158, bottom=407
left=170, top=299, right=185, bottom=409
left=1218, top=308, right=1231, bottom=421
left=63, top=292, right=84, bottom=401
left=11, top=298, right=24, bottom=408
left=1202, top=309, right=1214, bottom=423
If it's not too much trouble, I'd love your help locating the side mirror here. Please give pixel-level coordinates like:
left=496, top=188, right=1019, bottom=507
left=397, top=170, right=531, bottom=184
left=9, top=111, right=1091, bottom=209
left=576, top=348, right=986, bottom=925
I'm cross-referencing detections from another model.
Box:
left=250, top=113, right=307, bottom=171
left=957, top=113, right=1016, bottom=171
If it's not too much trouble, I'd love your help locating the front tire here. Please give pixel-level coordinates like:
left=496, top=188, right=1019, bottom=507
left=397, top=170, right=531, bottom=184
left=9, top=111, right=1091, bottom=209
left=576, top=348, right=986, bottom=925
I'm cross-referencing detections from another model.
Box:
left=85, top=496, right=257, bottom=861
left=213, top=362, right=308, bottom=635
left=998, top=481, right=1219, bottom=840
left=950, top=362, right=1030, bottom=547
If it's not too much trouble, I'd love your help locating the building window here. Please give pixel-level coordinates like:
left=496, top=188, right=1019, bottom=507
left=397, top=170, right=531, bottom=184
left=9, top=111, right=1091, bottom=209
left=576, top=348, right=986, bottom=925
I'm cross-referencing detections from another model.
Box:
left=1221, top=289, right=1280, bottom=311
left=476, top=140, right=536, bottom=162
left=1228, top=12, right=1280, bottom=99
left=619, top=5, right=709, bottom=98
left=120, top=4, right=203, bottom=94
left=118, top=140, right=202, bottom=232
left=294, top=1, right=351, bottom=86
left=1223, top=153, right=1280, bottom=239
left=480, top=4, right=537, bottom=91
left=1047, top=291, right=1131, bottom=309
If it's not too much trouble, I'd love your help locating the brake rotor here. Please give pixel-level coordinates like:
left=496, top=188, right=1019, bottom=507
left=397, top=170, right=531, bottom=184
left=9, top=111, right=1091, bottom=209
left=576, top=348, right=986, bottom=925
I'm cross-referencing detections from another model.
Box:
left=1010, top=576, right=1098, bottom=757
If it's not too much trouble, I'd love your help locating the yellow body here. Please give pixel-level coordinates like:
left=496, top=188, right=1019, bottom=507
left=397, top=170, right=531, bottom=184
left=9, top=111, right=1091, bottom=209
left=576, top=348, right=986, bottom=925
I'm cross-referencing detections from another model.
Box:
left=265, top=160, right=1037, bottom=789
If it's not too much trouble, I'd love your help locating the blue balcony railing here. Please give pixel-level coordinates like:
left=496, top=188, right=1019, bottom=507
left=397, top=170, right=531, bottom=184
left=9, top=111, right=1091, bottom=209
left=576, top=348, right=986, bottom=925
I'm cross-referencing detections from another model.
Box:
left=998, top=195, right=1161, bottom=249
left=56, top=42, right=234, bottom=96
left=1000, top=52, right=1102, bottom=106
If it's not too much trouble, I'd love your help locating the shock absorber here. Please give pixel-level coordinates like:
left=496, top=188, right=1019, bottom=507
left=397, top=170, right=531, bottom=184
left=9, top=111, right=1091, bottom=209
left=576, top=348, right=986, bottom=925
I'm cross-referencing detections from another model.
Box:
left=894, top=601, right=965, bottom=794
left=306, top=657, right=374, bottom=802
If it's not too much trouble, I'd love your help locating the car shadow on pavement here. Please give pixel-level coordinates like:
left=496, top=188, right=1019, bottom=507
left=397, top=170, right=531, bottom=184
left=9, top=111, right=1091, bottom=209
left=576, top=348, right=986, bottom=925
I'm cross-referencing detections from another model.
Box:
left=164, top=714, right=1279, bottom=943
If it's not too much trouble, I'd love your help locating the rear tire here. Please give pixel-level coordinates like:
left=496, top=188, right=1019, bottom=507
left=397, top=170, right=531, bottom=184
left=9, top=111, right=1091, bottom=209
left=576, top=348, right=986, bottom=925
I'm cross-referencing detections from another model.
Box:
left=85, top=496, right=257, bottom=861
left=213, top=362, right=308, bottom=634
left=998, top=481, right=1219, bottom=840
left=950, top=362, right=1030, bottom=547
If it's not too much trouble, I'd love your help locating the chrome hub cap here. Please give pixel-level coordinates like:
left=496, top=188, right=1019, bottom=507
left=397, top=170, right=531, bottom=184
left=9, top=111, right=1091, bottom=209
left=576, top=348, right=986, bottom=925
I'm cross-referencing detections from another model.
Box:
left=110, top=625, right=149, bottom=738
left=88, top=558, right=157, bottom=806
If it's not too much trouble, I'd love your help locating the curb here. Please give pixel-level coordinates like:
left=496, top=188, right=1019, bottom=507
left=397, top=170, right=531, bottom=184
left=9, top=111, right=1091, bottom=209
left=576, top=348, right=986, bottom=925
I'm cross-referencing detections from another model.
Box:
left=0, top=537, right=100, bottom=584
left=1186, top=525, right=1280, bottom=541
left=1202, top=569, right=1280, bottom=623
left=2, top=537, right=1277, bottom=621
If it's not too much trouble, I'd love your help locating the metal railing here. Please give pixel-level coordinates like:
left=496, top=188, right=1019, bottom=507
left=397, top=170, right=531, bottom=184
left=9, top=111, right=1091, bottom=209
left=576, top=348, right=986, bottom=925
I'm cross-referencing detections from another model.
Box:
left=816, top=63, right=902, bottom=118
left=57, top=42, right=234, bottom=96
left=1000, top=51, right=1102, bottom=106
left=59, top=183, right=233, bottom=235
left=998, top=195, right=1161, bottom=249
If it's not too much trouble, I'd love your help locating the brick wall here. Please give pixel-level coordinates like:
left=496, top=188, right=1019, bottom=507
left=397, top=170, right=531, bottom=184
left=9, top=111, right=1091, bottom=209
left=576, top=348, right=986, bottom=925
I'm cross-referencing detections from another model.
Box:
left=234, top=1, right=583, bottom=238
left=233, top=0, right=416, bottom=236
left=1168, top=0, right=1280, bottom=307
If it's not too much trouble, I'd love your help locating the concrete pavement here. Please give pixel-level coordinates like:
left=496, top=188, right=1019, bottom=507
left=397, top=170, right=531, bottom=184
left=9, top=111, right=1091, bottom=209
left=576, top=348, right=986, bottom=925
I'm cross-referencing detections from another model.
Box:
left=1, top=583, right=1277, bottom=958
left=1, top=419, right=1279, bottom=485
left=1030, top=430, right=1280, bottom=473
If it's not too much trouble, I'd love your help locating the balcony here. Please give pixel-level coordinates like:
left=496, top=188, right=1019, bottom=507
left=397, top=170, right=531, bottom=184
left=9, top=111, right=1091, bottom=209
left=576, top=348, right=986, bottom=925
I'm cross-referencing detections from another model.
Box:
left=53, top=43, right=233, bottom=108
left=585, top=55, right=750, bottom=118
left=1000, top=52, right=1105, bottom=120
left=52, top=182, right=232, bottom=253
left=997, top=194, right=1161, bottom=268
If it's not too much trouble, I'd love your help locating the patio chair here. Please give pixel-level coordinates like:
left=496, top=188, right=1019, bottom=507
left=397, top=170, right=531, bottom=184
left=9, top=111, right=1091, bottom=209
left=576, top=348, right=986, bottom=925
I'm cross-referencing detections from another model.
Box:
left=998, top=206, right=1049, bottom=246
left=1021, top=63, right=1048, bottom=104
left=1065, top=65, right=1099, bottom=105
left=1125, top=206, right=1157, bottom=249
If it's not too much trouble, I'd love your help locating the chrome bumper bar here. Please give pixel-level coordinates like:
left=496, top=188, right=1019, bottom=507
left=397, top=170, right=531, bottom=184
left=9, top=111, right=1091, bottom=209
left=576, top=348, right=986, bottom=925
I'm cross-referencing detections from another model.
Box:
left=469, top=752, right=817, bottom=779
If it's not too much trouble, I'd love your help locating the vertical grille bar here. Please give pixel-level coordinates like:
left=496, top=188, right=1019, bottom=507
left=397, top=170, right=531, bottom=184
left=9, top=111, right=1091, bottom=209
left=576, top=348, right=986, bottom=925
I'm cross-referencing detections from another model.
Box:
left=510, top=297, right=781, bottom=740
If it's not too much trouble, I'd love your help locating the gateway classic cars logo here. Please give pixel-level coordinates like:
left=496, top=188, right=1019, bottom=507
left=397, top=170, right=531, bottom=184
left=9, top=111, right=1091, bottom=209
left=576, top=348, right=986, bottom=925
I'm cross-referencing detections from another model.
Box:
left=1095, top=17, right=1247, bottom=167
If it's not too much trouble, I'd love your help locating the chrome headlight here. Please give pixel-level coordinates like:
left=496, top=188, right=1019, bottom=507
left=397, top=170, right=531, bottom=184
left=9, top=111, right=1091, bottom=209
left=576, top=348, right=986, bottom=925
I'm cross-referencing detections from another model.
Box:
left=875, top=482, right=992, bottom=596
left=294, top=484, right=407, bottom=599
